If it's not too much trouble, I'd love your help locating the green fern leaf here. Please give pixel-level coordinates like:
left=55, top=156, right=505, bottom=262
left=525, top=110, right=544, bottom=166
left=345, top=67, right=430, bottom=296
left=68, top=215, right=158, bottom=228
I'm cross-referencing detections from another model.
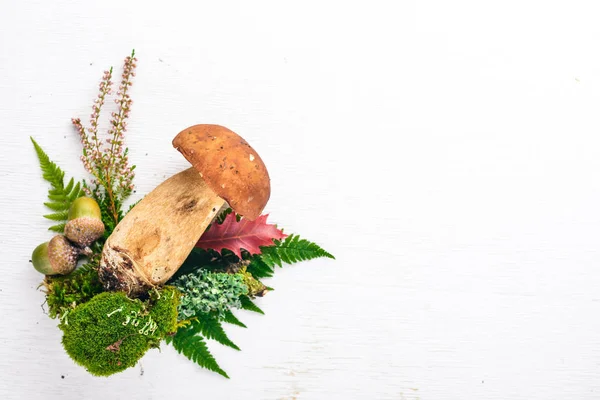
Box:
left=64, top=178, right=74, bottom=195
left=48, top=223, right=66, bottom=233
left=239, top=295, right=264, bottom=315
left=246, top=257, right=274, bottom=279
left=258, top=234, right=335, bottom=269
left=31, top=137, right=84, bottom=232
left=221, top=309, right=247, bottom=328
left=193, top=313, right=240, bottom=350
left=68, top=182, right=83, bottom=201
left=47, top=194, right=67, bottom=202
left=43, top=211, right=69, bottom=221
left=166, top=325, right=229, bottom=378
left=31, top=137, right=64, bottom=187
left=43, top=202, right=70, bottom=211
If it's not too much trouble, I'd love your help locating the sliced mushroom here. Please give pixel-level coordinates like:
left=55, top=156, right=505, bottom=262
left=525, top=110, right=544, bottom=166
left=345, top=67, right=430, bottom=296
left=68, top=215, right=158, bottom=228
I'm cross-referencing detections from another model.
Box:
left=99, top=124, right=271, bottom=296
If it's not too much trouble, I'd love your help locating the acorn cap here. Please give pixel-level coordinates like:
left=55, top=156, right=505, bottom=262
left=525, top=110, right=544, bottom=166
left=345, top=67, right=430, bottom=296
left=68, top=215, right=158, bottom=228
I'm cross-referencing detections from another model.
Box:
left=172, top=124, right=271, bottom=220
left=65, top=217, right=105, bottom=247
left=32, top=235, right=79, bottom=275
left=48, top=235, right=79, bottom=274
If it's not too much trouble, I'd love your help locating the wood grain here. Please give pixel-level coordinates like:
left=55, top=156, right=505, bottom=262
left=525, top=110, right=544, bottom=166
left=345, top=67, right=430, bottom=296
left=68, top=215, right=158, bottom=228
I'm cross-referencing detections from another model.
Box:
left=2, top=1, right=600, bottom=399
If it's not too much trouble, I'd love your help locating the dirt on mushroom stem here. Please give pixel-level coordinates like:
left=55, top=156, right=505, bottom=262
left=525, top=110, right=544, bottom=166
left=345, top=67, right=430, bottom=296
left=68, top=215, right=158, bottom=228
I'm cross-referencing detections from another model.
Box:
left=99, top=168, right=225, bottom=296
left=99, top=124, right=271, bottom=296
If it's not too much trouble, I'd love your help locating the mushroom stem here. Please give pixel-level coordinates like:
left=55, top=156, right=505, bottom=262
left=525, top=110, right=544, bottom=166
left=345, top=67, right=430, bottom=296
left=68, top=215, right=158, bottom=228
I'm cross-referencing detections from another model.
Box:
left=99, top=167, right=225, bottom=295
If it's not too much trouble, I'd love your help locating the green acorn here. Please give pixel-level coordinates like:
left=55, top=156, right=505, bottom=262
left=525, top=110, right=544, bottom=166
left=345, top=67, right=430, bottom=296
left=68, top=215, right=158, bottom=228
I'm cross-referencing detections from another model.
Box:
left=64, top=197, right=105, bottom=247
left=32, top=235, right=79, bottom=275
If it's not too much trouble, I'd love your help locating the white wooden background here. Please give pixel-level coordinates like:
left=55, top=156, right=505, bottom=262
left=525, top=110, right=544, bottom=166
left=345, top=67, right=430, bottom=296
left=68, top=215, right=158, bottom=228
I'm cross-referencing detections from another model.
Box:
left=2, top=1, right=600, bottom=399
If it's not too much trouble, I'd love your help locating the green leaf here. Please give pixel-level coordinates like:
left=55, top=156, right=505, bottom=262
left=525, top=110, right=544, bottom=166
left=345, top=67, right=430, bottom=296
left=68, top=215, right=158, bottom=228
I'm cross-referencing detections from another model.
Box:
left=192, top=313, right=240, bottom=350
left=31, top=137, right=84, bottom=229
left=31, top=137, right=64, bottom=188
left=43, top=211, right=69, bottom=221
left=47, top=194, right=67, bottom=201
left=68, top=182, right=82, bottom=201
left=166, top=325, right=229, bottom=378
left=64, top=178, right=74, bottom=194
left=258, top=234, right=335, bottom=269
left=221, top=310, right=246, bottom=328
left=48, top=223, right=66, bottom=233
left=246, top=257, right=274, bottom=279
left=239, top=295, right=264, bottom=315
left=43, top=202, right=70, bottom=211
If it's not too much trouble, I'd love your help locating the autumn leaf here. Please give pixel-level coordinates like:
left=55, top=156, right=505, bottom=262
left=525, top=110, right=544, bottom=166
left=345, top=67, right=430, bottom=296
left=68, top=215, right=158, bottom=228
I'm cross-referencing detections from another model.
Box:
left=196, top=213, right=287, bottom=258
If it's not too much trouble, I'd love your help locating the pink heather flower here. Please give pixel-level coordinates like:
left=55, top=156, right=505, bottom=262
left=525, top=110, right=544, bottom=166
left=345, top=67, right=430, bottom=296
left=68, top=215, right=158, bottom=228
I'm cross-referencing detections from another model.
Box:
left=72, top=52, right=137, bottom=197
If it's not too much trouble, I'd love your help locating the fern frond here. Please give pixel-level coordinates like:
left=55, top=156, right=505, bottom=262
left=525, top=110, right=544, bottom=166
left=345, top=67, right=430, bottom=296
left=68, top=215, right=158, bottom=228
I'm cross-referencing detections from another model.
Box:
left=192, top=313, right=240, bottom=350
left=48, top=223, right=66, bottom=233
left=246, top=257, right=274, bottom=279
left=258, top=234, right=335, bottom=268
left=68, top=182, right=82, bottom=201
left=221, top=310, right=247, bottom=328
left=64, top=178, right=74, bottom=194
left=43, top=211, right=69, bottom=221
left=166, top=325, right=229, bottom=378
left=47, top=194, right=67, bottom=201
left=239, top=295, right=264, bottom=315
left=43, top=201, right=71, bottom=211
left=31, top=137, right=85, bottom=232
left=31, top=137, right=64, bottom=188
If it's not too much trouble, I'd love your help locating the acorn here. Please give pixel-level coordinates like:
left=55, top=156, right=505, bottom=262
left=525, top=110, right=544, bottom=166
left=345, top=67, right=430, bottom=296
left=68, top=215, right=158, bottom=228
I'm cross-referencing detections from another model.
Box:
left=64, top=197, right=105, bottom=247
left=31, top=235, right=79, bottom=275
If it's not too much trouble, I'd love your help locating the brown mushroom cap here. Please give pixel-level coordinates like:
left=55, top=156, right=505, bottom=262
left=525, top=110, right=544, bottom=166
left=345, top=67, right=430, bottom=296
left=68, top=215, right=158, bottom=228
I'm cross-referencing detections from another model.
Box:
left=172, top=124, right=271, bottom=220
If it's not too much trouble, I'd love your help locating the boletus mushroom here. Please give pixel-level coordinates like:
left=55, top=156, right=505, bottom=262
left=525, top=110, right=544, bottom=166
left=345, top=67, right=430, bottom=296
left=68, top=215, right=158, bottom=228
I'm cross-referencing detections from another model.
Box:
left=99, top=124, right=270, bottom=296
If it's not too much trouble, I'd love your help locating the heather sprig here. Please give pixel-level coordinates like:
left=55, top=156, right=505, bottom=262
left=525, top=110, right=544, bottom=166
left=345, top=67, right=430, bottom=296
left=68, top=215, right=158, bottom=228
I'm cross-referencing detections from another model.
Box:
left=108, top=51, right=136, bottom=198
left=71, top=50, right=137, bottom=228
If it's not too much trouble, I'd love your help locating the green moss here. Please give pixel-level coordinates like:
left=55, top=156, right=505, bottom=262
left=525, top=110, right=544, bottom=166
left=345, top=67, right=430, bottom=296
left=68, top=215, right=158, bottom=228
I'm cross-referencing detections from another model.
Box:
left=149, top=286, right=180, bottom=336
left=60, top=287, right=180, bottom=376
left=44, top=263, right=104, bottom=319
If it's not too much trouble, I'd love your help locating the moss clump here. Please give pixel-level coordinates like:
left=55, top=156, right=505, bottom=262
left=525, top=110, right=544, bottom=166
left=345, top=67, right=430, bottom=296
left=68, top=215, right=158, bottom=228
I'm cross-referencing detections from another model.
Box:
left=44, top=264, right=104, bottom=319
left=148, top=286, right=180, bottom=337
left=60, top=286, right=180, bottom=376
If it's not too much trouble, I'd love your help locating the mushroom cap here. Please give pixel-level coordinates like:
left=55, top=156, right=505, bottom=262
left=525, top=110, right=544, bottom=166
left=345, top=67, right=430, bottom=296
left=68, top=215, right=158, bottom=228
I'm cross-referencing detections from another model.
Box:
left=172, top=124, right=271, bottom=220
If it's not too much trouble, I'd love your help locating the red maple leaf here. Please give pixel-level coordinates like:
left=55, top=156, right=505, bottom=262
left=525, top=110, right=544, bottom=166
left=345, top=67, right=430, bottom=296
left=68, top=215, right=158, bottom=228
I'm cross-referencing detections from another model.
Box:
left=195, top=213, right=287, bottom=258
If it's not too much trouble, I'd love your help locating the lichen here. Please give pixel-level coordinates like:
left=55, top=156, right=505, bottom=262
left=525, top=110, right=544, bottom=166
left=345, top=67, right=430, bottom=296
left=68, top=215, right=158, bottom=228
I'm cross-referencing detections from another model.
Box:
left=237, top=266, right=268, bottom=298
left=171, top=269, right=248, bottom=319
left=60, top=286, right=179, bottom=376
